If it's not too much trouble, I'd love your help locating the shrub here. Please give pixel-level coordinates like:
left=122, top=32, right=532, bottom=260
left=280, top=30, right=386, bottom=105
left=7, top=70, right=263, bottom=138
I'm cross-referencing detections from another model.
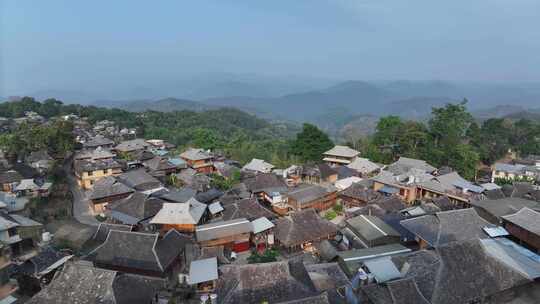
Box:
left=325, top=210, right=337, bottom=220
left=333, top=203, right=343, bottom=213
left=247, top=249, right=278, bottom=264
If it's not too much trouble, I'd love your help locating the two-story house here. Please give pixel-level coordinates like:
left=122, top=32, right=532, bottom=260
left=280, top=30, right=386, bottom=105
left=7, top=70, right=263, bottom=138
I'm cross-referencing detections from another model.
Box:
left=322, top=145, right=360, bottom=167
left=180, top=148, right=215, bottom=174
left=73, top=159, right=123, bottom=190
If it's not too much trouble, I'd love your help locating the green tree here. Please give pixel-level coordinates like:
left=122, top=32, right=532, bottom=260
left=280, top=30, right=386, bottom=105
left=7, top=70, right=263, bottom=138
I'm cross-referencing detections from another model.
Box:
left=428, top=100, right=473, bottom=148
left=290, top=123, right=333, bottom=162
left=191, top=128, right=221, bottom=150
left=373, top=116, right=403, bottom=146
left=446, top=144, right=479, bottom=180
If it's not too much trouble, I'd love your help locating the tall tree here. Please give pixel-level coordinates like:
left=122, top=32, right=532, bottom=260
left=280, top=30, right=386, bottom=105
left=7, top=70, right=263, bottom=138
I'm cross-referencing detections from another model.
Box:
left=291, top=123, right=334, bottom=162
left=428, top=100, right=473, bottom=148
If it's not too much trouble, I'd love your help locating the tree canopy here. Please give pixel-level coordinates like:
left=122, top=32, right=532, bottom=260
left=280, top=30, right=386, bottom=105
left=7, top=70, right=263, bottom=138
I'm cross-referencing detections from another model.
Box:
left=358, top=100, right=540, bottom=180
left=290, top=123, right=334, bottom=162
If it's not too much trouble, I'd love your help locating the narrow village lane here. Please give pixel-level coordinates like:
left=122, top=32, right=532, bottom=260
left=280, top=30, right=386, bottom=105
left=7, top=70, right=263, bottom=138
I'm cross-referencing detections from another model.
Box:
left=63, top=158, right=99, bottom=226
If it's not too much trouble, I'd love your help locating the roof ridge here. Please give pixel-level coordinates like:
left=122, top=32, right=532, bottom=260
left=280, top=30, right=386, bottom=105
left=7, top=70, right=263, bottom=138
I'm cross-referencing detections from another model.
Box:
left=152, top=234, right=164, bottom=272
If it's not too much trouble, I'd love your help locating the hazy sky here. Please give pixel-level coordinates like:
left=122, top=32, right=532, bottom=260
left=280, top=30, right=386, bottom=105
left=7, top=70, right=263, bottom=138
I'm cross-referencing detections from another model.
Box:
left=2, top=0, right=540, bottom=96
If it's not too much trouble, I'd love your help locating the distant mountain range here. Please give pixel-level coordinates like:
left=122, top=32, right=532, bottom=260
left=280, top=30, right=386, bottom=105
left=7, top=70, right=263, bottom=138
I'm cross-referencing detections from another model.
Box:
left=9, top=77, right=540, bottom=139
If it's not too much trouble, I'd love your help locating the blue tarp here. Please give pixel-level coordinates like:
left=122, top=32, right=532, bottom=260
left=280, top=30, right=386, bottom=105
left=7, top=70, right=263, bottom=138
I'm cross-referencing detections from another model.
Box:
left=379, top=185, right=399, bottom=195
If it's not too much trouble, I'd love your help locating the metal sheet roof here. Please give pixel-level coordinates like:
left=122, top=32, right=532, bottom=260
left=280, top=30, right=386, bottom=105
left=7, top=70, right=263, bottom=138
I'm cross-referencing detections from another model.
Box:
left=208, top=202, right=224, bottom=215
left=346, top=215, right=400, bottom=242
left=481, top=238, right=540, bottom=279
left=453, top=180, right=484, bottom=193
left=188, top=257, right=218, bottom=284
left=196, top=218, right=253, bottom=242
left=482, top=225, right=509, bottom=238
left=251, top=217, right=275, bottom=234
left=363, top=257, right=402, bottom=283
left=338, top=244, right=411, bottom=262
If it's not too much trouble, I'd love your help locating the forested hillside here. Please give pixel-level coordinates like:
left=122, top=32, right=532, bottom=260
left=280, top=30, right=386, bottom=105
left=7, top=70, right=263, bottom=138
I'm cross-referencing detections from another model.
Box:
left=2, top=97, right=540, bottom=180
left=0, top=97, right=300, bottom=166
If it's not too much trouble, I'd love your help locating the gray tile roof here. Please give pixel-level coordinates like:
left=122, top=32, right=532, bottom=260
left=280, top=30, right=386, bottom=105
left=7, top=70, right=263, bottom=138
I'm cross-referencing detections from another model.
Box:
left=143, top=156, right=176, bottom=172
left=117, top=169, right=161, bottom=191
left=180, top=148, right=213, bottom=161
left=114, top=138, right=149, bottom=153
left=0, top=170, right=23, bottom=184
left=92, top=223, right=133, bottom=243
left=347, top=157, right=380, bottom=174
left=242, top=158, right=275, bottom=173
left=216, top=260, right=319, bottom=304
left=195, top=188, right=223, bottom=204
left=26, top=262, right=164, bottom=304
left=89, top=176, right=134, bottom=201
left=108, top=192, right=165, bottom=223
left=83, top=135, right=114, bottom=148
left=93, top=229, right=189, bottom=274
left=502, top=207, right=540, bottom=235
left=274, top=209, right=337, bottom=247
left=300, top=163, right=337, bottom=179
left=244, top=173, right=288, bottom=193
left=470, top=197, right=540, bottom=220
left=386, top=157, right=437, bottom=175
left=17, top=246, right=70, bottom=276
left=75, top=147, right=115, bottom=161
left=340, top=183, right=381, bottom=202
left=222, top=198, right=277, bottom=221
left=400, top=208, right=490, bottom=247
left=25, top=262, right=117, bottom=304
left=73, top=159, right=122, bottom=174
left=287, top=184, right=332, bottom=206
left=196, top=218, right=253, bottom=242
left=323, top=145, right=360, bottom=158
left=157, top=187, right=197, bottom=203
left=362, top=240, right=531, bottom=304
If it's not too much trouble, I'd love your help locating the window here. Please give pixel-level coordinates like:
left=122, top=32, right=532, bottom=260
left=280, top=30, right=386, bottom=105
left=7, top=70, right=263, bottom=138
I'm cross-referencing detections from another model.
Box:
left=87, top=171, right=93, bottom=176
left=104, top=169, right=109, bottom=174
left=7, top=228, right=17, bottom=237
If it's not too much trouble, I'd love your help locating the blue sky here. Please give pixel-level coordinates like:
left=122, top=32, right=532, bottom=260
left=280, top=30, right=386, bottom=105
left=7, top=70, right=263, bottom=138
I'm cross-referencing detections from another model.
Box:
left=2, top=0, right=540, bottom=96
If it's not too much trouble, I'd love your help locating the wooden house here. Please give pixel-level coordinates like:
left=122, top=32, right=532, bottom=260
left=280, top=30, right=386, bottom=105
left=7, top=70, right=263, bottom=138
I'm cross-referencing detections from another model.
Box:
left=26, top=262, right=164, bottom=304
left=250, top=217, right=275, bottom=251
left=322, top=145, right=360, bottom=167
left=180, top=148, right=215, bottom=174
left=242, top=158, right=274, bottom=174
left=0, top=170, right=23, bottom=193
left=344, top=215, right=401, bottom=248
left=107, top=192, right=165, bottom=227
left=92, top=229, right=191, bottom=277
left=286, top=184, right=337, bottom=212
left=299, top=163, right=338, bottom=184
left=83, top=135, right=115, bottom=149
left=88, top=176, right=134, bottom=213
left=73, top=159, right=122, bottom=190
left=187, top=257, right=218, bottom=293
left=150, top=199, right=207, bottom=233
left=502, top=207, right=540, bottom=252
left=274, top=209, right=337, bottom=252
left=400, top=208, right=490, bottom=249
left=195, top=218, right=253, bottom=252
left=113, top=138, right=150, bottom=155
left=339, top=182, right=381, bottom=208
